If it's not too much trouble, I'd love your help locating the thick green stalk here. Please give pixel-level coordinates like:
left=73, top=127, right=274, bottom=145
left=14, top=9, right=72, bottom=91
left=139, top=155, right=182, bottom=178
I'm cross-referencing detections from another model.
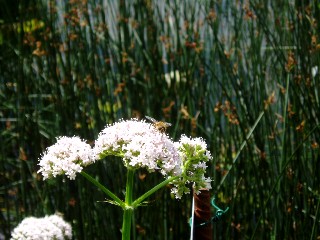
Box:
left=122, top=169, right=135, bottom=240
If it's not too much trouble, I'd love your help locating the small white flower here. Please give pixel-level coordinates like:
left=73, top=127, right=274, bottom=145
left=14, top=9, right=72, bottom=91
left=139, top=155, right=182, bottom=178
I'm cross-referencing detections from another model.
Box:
left=38, top=136, right=94, bottom=180
left=10, top=214, right=72, bottom=240
left=93, top=119, right=181, bottom=176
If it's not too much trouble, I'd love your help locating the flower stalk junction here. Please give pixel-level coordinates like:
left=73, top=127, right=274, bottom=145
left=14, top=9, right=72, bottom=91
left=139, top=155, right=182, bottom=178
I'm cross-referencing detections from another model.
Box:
left=38, top=118, right=212, bottom=240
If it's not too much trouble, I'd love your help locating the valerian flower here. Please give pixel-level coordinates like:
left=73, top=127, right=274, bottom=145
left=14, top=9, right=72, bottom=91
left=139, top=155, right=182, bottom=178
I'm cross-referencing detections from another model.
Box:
left=38, top=136, right=94, bottom=180
left=37, top=119, right=212, bottom=199
left=93, top=119, right=181, bottom=176
left=10, top=214, right=72, bottom=240
left=171, top=135, right=212, bottom=198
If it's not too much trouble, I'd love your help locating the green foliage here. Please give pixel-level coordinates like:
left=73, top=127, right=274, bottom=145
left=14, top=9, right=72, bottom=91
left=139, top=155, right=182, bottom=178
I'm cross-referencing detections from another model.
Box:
left=1, top=0, right=320, bottom=239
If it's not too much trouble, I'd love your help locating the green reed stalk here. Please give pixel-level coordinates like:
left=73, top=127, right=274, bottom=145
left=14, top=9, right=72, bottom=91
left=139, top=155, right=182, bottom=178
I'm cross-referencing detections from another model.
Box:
left=250, top=124, right=320, bottom=239
left=2, top=0, right=320, bottom=239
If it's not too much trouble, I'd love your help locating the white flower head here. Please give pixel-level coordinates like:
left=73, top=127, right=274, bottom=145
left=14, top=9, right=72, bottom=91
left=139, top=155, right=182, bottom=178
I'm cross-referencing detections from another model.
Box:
left=38, top=136, right=95, bottom=180
left=93, top=119, right=181, bottom=176
left=171, top=135, right=212, bottom=198
left=10, top=214, right=72, bottom=240
left=46, top=215, right=73, bottom=239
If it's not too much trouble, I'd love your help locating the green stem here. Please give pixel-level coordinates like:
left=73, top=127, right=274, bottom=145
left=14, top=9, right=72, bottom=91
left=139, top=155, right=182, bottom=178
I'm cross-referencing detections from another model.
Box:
left=250, top=124, right=320, bottom=239
left=217, top=111, right=264, bottom=192
left=122, top=169, right=135, bottom=240
left=132, top=176, right=179, bottom=208
left=81, top=169, right=179, bottom=240
left=280, top=74, right=290, bottom=171
left=310, top=195, right=320, bottom=240
left=122, top=208, right=133, bottom=240
left=80, top=171, right=125, bottom=208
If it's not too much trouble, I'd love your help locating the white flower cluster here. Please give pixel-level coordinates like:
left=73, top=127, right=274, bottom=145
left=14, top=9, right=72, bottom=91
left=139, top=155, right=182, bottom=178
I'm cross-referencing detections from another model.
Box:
left=172, top=135, right=212, bottom=198
left=11, top=214, right=72, bottom=240
left=37, top=118, right=212, bottom=198
left=93, top=119, right=181, bottom=176
left=38, top=136, right=94, bottom=180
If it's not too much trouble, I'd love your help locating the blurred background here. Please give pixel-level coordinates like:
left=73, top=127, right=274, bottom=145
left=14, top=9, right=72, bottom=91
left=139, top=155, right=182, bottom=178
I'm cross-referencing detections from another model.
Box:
left=1, top=0, right=319, bottom=239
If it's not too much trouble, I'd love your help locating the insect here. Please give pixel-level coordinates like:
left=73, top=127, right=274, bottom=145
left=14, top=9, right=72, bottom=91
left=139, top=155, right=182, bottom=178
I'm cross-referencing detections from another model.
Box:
left=145, top=116, right=172, bottom=132
left=194, top=210, right=225, bottom=227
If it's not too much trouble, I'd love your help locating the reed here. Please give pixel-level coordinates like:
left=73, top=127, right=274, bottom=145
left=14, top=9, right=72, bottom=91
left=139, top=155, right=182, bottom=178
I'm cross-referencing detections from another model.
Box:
left=1, top=0, right=319, bottom=239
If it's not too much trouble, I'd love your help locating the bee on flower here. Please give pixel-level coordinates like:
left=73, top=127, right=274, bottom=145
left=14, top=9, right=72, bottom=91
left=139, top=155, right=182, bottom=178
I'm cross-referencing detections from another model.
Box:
left=145, top=116, right=172, bottom=133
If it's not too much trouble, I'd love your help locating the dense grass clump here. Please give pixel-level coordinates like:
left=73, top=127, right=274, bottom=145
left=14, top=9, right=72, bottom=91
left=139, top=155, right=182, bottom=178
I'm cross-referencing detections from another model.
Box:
left=1, top=0, right=319, bottom=239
